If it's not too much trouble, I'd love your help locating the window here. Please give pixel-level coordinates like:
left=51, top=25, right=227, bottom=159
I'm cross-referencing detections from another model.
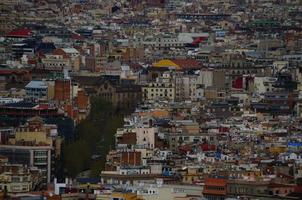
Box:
left=34, top=157, right=47, bottom=163
left=35, top=151, right=47, bottom=157
left=12, top=177, right=20, bottom=182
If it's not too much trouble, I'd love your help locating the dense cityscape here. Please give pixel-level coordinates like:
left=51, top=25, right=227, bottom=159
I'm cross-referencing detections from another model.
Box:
left=0, top=0, right=302, bottom=199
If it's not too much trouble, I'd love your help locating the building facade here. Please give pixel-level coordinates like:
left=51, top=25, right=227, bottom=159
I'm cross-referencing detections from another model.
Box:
left=143, top=72, right=175, bottom=102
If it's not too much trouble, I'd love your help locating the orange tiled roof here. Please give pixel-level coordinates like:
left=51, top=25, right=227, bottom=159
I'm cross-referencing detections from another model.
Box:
left=171, top=59, right=201, bottom=70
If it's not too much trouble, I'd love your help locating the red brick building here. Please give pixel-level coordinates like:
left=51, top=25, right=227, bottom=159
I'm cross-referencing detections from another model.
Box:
left=52, top=48, right=69, bottom=59
left=121, top=151, right=141, bottom=166
left=54, top=79, right=71, bottom=102
left=76, top=90, right=89, bottom=110
left=117, top=132, right=137, bottom=145
left=105, top=150, right=141, bottom=171
left=203, top=178, right=227, bottom=200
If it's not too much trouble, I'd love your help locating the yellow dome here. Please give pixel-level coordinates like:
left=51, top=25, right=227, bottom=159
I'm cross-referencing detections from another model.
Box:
left=153, top=59, right=181, bottom=70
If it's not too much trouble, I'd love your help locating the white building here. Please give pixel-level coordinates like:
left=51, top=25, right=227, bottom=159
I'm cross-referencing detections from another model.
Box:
left=141, top=32, right=208, bottom=49
left=134, top=183, right=203, bottom=200
left=0, top=97, right=23, bottom=105
left=61, top=48, right=80, bottom=58
left=25, top=80, right=48, bottom=100
left=198, top=69, right=226, bottom=90
left=119, top=166, right=151, bottom=175
left=279, top=153, right=302, bottom=162
left=135, top=127, right=157, bottom=149
left=253, top=76, right=277, bottom=94
left=143, top=34, right=181, bottom=49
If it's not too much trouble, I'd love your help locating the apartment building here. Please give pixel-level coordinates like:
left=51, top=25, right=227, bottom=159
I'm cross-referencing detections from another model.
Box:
left=25, top=80, right=48, bottom=100
left=0, top=164, right=33, bottom=194
left=142, top=72, right=175, bottom=101
left=41, top=54, right=70, bottom=69
left=0, top=117, right=61, bottom=184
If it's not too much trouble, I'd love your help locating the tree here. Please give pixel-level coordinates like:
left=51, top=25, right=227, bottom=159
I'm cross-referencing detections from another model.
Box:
left=63, top=96, right=130, bottom=178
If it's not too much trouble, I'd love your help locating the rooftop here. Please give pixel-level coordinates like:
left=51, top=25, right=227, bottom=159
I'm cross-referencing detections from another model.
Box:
left=25, top=80, right=48, bottom=89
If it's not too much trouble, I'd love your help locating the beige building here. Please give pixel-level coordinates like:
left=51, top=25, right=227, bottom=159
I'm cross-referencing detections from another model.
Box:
left=0, top=164, right=32, bottom=194
left=96, top=80, right=141, bottom=108
left=143, top=72, right=175, bottom=102
left=135, top=183, right=203, bottom=200
left=204, top=87, right=227, bottom=100
left=46, top=80, right=55, bottom=100
left=10, top=117, right=59, bottom=148
left=42, top=48, right=81, bottom=71
left=62, top=48, right=81, bottom=71
left=42, top=54, right=71, bottom=69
